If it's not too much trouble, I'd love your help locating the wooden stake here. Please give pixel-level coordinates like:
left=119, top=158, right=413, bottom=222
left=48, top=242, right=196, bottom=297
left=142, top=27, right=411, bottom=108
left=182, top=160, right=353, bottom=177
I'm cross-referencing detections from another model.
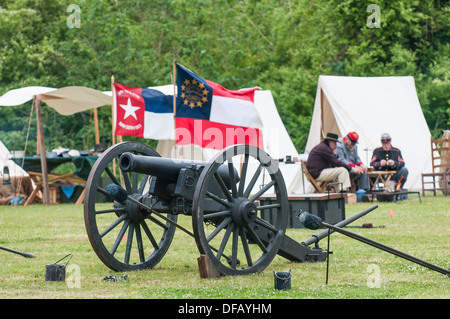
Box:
left=197, top=255, right=222, bottom=279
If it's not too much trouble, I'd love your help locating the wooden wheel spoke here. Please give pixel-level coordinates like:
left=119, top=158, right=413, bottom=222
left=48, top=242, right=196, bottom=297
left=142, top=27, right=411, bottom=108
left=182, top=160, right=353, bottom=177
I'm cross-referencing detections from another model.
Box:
left=110, top=219, right=130, bottom=256
left=124, top=223, right=134, bottom=264
left=141, top=220, right=159, bottom=250
left=216, top=224, right=233, bottom=260
left=95, top=207, right=126, bottom=215
left=240, top=227, right=253, bottom=266
left=238, top=153, right=249, bottom=197
left=243, top=163, right=263, bottom=198
left=131, top=172, right=139, bottom=193
left=227, top=161, right=238, bottom=198
left=134, top=224, right=145, bottom=263
left=105, top=166, right=121, bottom=186
left=207, top=217, right=232, bottom=242
left=203, top=210, right=231, bottom=220
left=121, top=169, right=132, bottom=193
left=230, top=224, right=239, bottom=269
left=256, top=203, right=281, bottom=210
left=254, top=217, right=279, bottom=233
left=245, top=224, right=268, bottom=253
left=249, top=180, right=276, bottom=202
left=206, top=191, right=232, bottom=208
left=214, top=172, right=234, bottom=203
left=100, top=213, right=128, bottom=238
left=146, top=213, right=169, bottom=230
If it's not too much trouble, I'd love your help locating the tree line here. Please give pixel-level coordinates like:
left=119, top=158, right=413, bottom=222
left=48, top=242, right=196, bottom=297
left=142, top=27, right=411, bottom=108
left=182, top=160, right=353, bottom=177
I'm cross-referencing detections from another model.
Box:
left=0, top=0, right=448, bottom=155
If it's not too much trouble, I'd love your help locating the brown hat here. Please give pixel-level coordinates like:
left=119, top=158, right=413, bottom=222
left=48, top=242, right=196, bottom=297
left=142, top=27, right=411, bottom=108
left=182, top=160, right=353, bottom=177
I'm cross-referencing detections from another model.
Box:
left=324, top=132, right=340, bottom=143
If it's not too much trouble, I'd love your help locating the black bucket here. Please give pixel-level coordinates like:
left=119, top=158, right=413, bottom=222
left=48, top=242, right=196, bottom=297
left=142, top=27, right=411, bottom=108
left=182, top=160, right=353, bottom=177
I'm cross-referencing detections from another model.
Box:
left=45, top=254, right=72, bottom=282
left=273, top=269, right=291, bottom=290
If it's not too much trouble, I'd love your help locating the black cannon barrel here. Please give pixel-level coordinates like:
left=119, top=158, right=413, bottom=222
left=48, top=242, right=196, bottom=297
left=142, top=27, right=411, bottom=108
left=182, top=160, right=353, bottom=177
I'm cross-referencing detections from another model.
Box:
left=120, top=153, right=202, bottom=182
left=119, top=152, right=238, bottom=185
left=302, top=205, right=378, bottom=247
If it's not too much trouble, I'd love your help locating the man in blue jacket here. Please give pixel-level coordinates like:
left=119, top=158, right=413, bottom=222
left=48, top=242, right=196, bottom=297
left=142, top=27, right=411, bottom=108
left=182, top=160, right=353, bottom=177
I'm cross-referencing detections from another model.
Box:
left=337, top=131, right=369, bottom=190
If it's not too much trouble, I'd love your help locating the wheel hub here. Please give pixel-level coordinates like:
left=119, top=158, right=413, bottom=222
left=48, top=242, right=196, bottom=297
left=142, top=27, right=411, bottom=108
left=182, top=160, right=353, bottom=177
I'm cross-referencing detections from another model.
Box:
left=125, top=193, right=148, bottom=222
left=231, top=197, right=257, bottom=226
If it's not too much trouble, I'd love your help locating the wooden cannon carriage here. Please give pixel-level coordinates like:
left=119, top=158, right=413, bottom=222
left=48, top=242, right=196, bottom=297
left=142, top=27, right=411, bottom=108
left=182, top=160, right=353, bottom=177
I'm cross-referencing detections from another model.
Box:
left=83, top=142, right=329, bottom=276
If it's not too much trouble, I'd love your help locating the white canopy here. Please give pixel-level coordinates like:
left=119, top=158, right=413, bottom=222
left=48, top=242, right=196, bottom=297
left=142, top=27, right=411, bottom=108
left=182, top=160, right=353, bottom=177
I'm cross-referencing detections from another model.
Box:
left=0, top=86, right=111, bottom=115
left=305, top=75, right=432, bottom=191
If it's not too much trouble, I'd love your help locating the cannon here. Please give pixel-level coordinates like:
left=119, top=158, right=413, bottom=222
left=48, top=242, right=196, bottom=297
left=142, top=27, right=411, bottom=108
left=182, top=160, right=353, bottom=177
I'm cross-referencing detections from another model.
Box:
left=84, top=142, right=372, bottom=276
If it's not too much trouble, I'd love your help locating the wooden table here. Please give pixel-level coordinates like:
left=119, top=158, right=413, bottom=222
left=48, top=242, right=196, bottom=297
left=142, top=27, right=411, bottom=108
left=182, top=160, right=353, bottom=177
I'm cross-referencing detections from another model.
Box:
left=13, top=155, right=98, bottom=205
left=25, top=172, right=87, bottom=206
left=368, top=171, right=396, bottom=190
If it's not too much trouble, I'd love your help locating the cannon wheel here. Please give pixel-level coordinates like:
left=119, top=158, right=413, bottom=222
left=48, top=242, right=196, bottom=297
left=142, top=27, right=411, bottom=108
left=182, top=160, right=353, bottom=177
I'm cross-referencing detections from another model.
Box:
left=192, top=145, right=288, bottom=276
left=84, top=142, right=177, bottom=271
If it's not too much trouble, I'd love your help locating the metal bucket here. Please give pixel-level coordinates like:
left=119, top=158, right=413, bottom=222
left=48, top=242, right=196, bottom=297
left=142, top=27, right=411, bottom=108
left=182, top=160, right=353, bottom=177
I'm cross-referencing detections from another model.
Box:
left=273, top=269, right=291, bottom=290
left=45, top=254, right=72, bottom=282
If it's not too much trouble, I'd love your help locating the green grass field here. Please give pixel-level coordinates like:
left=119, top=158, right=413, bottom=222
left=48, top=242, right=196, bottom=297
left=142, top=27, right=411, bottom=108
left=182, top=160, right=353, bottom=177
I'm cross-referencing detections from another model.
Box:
left=0, top=195, right=448, bottom=299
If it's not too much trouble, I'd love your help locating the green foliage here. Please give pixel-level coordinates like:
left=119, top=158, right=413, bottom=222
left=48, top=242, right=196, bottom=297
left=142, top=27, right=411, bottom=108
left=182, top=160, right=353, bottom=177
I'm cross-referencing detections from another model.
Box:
left=0, top=0, right=448, bottom=154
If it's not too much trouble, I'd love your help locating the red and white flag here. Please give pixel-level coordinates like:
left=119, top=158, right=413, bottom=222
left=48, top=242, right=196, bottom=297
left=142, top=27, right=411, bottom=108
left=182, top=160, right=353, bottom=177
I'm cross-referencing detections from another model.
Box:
left=175, top=64, right=263, bottom=150
left=113, top=83, right=174, bottom=139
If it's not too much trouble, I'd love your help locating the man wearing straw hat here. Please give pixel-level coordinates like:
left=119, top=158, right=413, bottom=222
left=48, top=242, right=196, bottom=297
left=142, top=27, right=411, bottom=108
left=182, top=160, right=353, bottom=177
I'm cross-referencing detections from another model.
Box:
left=306, top=132, right=353, bottom=192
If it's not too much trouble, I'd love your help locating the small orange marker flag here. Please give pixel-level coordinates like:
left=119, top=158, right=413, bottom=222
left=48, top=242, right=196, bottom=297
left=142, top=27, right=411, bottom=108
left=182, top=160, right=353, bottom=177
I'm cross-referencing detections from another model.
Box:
left=389, top=209, right=394, bottom=217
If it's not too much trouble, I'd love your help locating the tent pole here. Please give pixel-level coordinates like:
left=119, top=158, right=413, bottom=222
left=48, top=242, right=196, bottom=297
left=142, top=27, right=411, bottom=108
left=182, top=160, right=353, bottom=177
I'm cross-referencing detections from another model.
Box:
left=93, top=107, right=100, bottom=145
left=35, top=95, right=50, bottom=205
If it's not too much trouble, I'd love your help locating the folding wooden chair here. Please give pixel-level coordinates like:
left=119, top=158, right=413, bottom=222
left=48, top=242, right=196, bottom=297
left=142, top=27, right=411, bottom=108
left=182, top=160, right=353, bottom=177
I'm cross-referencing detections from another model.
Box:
left=301, top=160, right=330, bottom=193
left=421, top=136, right=450, bottom=196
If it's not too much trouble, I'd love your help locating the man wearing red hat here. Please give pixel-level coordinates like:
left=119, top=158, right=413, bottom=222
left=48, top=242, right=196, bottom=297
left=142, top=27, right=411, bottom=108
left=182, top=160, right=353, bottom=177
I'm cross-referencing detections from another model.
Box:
left=337, top=131, right=369, bottom=190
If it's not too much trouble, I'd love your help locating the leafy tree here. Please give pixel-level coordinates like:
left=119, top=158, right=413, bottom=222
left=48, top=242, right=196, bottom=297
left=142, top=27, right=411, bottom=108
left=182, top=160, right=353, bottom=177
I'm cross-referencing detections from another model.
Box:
left=0, top=0, right=448, bottom=156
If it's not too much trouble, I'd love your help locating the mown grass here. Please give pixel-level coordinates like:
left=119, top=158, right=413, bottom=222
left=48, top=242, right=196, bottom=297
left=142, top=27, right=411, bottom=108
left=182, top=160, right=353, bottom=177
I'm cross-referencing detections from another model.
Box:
left=0, top=195, right=448, bottom=299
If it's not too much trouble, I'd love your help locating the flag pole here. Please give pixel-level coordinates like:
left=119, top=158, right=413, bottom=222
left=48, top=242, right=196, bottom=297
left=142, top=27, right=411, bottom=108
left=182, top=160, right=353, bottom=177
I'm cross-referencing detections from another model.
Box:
left=111, top=75, right=116, bottom=146
left=173, top=60, right=178, bottom=157
left=111, top=75, right=117, bottom=175
left=173, top=60, right=177, bottom=118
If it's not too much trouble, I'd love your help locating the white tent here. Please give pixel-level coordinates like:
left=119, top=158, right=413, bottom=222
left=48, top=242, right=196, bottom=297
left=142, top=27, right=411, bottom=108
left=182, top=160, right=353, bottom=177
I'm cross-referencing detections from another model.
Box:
left=0, top=139, right=28, bottom=178
left=305, top=75, right=432, bottom=191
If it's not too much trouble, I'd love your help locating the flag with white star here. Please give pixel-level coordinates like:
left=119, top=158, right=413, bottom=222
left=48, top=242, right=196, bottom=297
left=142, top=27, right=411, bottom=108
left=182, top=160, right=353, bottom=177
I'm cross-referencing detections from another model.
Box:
left=113, top=83, right=175, bottom=139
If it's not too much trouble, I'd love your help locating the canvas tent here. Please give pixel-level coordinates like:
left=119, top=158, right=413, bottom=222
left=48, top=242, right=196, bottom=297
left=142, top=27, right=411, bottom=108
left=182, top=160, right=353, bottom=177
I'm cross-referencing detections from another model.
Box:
left=305, top=75, right=432, bottom=191
left=0, top=139, right=34, bottom=204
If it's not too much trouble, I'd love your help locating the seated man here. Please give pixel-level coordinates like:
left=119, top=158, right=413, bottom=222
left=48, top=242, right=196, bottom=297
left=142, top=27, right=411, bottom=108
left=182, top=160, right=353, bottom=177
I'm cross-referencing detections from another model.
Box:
left=306, top=132, right=353, bottom=192
left=370, top=133, right=408, bottom=189
left=337, top=131, right=369, bottom=190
